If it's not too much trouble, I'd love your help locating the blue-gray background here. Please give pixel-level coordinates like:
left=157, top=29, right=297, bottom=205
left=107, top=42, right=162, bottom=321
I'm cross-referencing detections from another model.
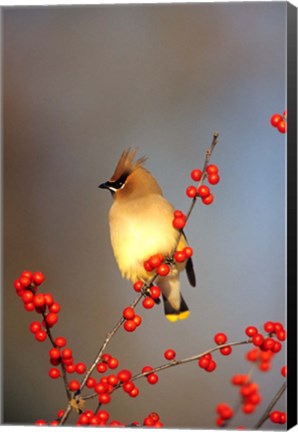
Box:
left=3, top=3, right=287, bottom=429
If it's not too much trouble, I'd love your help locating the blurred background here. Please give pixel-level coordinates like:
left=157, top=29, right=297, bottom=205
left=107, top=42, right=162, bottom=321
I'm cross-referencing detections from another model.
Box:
left=3, top=2, right=287, bottom=429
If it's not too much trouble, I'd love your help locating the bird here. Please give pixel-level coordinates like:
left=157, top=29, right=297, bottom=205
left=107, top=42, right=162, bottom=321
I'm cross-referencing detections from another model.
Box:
left=99, top=148, right=196, bottom=322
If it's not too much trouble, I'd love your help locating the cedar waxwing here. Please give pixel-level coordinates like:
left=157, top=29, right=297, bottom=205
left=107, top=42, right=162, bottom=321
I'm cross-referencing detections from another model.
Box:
left=99, top=149, right=196, bottom=322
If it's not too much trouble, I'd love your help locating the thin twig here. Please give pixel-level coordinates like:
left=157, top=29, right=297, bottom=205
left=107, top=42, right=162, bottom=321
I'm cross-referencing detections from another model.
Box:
left=254, top=381, right=287, bottom=429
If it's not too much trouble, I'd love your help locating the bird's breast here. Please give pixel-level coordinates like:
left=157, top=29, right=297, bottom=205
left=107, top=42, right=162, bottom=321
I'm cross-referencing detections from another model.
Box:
left=108, top=195, right=180, bottom=281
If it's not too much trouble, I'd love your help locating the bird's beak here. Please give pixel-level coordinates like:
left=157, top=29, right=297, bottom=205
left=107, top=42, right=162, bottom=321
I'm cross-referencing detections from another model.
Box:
left=98, top=181, right=110, bottom=190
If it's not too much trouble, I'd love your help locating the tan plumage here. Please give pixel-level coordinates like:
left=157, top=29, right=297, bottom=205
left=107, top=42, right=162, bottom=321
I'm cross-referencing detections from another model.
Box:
left=99, top=148, right=196, bottom=321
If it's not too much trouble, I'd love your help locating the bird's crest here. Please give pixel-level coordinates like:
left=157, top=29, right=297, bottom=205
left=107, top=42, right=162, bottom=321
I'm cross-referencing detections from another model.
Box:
left=110, top=148, right=147, bottom=181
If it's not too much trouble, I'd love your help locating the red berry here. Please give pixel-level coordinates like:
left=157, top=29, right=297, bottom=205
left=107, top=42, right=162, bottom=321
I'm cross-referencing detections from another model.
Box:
left=129, top=386, right=139, bottom=398
left=133, top=314, right=142, bottom=327
left=97, top=362, right=108, bottom=373
left=276, top=329, right=287, bottom=341
left=197, top=185, right=210, bottom=198
left=184, top=246, right=193, bottom=258
left=32, top=271, right=45, bottom=285
left=164, top=349, right=176, bottom=360
left=22, top=291, right=34, bottom=303
left=63, top=357, right=74, bottom=366
left=69, top=380, right=80, bottom=392
left=277, top=120, right=287, bottom=133
left=35, top=419, right=47, bottom=426
left=133, top=281, right=143, bottom=292
left=172, top=216, right=186, bottom=230
left=65, top=364, right=75, bottom=373
left=86, top=377, right=96, bottom=388
left=283, top=110, right=287, bottom=118
left=279, top=412, right=287, bottom=424
left=124, top=319, right=137, bottom=332
left=50, top=302, right=61, bottom=313
left=202, top=194, right=214, bottom=205
left=246, top=347, right=260, bottom=362
left=35, top=330, right=47, bottom=342
left=198, top=354, right=211, bottom=369
left=174, top=250, right=187, bottom=263
left=208, top=174, right=220, bottom=185
left=108, top=357, right=119, bottom=369
left=206, top=164, right=218, bottom=175
left=263, top=321, right=275, bottom=333
left=102, top=353, right=111, bottom=362
left=259, top=361, right=271, bottom=372
left=54, top=336, right=67, bottom=347
left=142, top=297, right=155, bottom=309
left=147, top=373, right=159, bottom=384
left=231, top=374, right=248, bottom=386
left=270, top=411, right=281, bottom=423
left=29, top=321, right=41, bottom=334
left=142, top=365, right=153, bottom=374
left=24, top=302, right=35, bottom=312
left=261, top=337, right=275, bottom=351
left=217, top=403, right=234, bottom=420
left=245, top=326, right=258, bottom=337
left=149, top=254, right=163, bottom=269
left=186, top=185, right=197, bottom=198
left=214, top=332, right=227, bottom=345
left=95, top=382, right=109, bottom=394
left=14, top=279, right=23, bottom=291
left=123, top=307, right=135, bottom=320
left=205, top=359, right=217, bottom=372
left=220, top=346, right=232, bottom=356
left=98, top=393, right=111, bottom=404
left=34, top=294, right=45, bottom=307
left=117, top=369, right=132, bottom=383
left=281, top=365, right=287, bottom=377
left=107, top=374, right=119, bottom=386
left=98, top=410, right=110, bottom=422
left=123, top=381, right=135, bottom=393
left=19, top=276, right=31, bottom=288
left=46, top=312, right=59, bottom=327
left=252, top=333, right=264, bottom=347
left=49, top=348, right=61, bottom=360
left=242, top=403, right=255, bottom=414
left=272, top=341, right=282, bottom=353
left=149, top=286, right=161, bottom=299
left=174, top=210, right=184, bottom=218
left=62, top=348, right=72, bottom=359
left=49, top=367, right=60, bottom=379
left=191, top=169, right=203, bottom=181
left=76, top=362, right=87, bottom=374
left=270, top=114, right=283, bottom=127
left=44, top=293, right=54, bottom=306
left=157, top=263, right=170, bottom=277
left=144, top=260, right=153, bottom=272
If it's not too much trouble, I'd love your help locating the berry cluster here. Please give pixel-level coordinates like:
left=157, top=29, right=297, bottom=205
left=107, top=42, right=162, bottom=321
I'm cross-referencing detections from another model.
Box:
left=143, top=254, right=171, bottom=277
left=186, top=164, right=220, bottom=205
left=269, top=410, right=287, bottom=424
left=215, top=322, right=287, bottom=428
left=14, top=270, right=60, bottom=341
left=245, top=322, right=285, bottom=355
left=232, top=375, right=262, bottom=415
left=122, top=307, right=143, bottom=332
left=143, top=412, right=163, bottom=428
left=270, top=110, right=287, bottom=134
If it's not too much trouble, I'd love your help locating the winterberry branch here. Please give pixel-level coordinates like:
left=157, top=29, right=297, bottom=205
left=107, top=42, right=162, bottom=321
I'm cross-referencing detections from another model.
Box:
left=175, top=132, right=219, bottom=249
left=81, top=338, right=252, bottom=402
left=254, top=381, right=287, bottom=429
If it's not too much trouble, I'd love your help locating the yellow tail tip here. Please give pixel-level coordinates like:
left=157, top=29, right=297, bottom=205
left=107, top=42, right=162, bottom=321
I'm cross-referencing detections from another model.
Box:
left=166, top=310, right=190, bottom=322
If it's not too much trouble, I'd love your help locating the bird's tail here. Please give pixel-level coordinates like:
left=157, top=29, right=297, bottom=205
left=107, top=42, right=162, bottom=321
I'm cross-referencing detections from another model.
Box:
left=162, top=294, right=190, bottom=322
left=158, top=275, right=190, bottom=322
